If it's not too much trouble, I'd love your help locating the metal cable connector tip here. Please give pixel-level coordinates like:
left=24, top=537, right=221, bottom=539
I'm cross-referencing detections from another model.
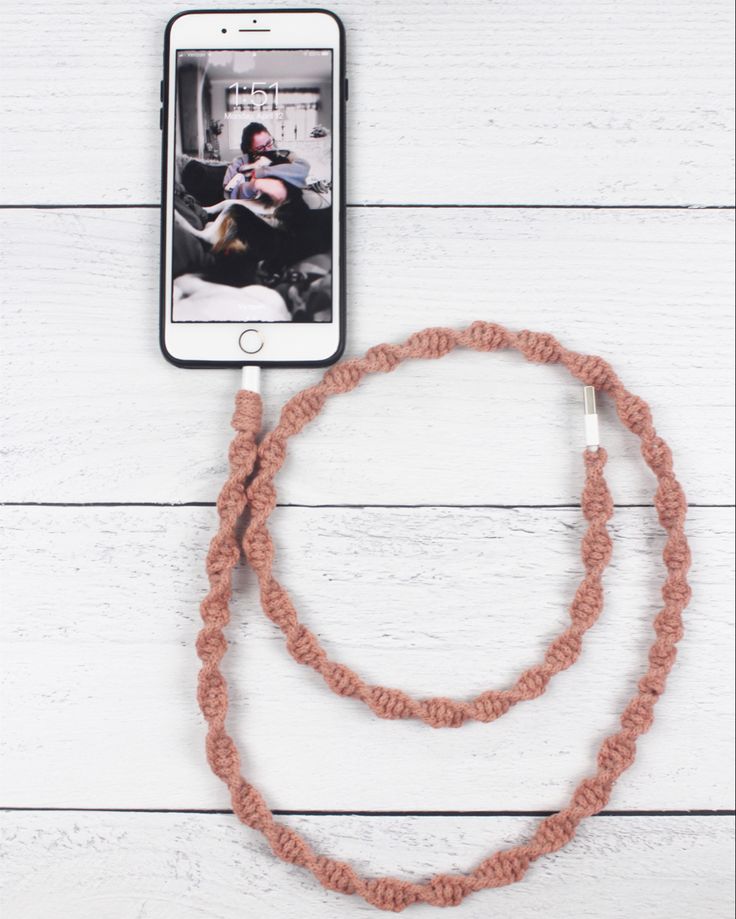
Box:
left=583, top=385, right=600, bottom=449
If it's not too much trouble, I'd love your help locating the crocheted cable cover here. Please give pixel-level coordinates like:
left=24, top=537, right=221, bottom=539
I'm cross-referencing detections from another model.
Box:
left=196, top=322, right=691, bottom=912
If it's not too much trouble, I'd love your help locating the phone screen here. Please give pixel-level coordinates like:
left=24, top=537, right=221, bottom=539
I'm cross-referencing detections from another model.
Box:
left=172, top=49, right=334, bottom=324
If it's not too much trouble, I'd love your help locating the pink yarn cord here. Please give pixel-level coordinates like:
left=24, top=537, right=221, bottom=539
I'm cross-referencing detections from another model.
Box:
left=196, top=322, right=691, bottom=912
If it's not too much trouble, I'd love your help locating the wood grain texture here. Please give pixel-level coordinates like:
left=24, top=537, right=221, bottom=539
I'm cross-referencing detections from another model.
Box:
left=1, top=812, right=733, bottom=918
left=2, top=0, right=733, bottom=911
left=1, top=504, right=733, bottom=811
left=0, top=0, right=733, bottom=205
left=2, top=207, right=733, bottom=504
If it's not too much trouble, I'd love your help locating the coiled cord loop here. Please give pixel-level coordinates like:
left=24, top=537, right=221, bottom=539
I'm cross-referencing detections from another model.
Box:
left=196, top=323, right=691, bottom=912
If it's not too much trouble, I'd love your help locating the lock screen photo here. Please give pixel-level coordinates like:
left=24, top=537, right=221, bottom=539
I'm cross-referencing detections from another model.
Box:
left=171, top=49, right=333, bottom=323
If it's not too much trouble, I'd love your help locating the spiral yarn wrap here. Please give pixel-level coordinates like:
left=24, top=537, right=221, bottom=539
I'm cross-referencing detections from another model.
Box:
left=196, top=322, right=691, bottom=912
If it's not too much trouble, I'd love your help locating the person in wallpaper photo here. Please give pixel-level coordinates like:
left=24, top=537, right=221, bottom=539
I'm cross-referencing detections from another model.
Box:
left=171, top=49, right=333, bottom=323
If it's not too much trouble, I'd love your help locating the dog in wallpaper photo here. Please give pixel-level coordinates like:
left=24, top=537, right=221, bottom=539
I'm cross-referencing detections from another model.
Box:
left=172, top=49, right=333, bottom=323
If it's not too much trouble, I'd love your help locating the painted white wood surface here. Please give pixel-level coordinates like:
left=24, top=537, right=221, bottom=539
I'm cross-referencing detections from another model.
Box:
left=1, top=0, right=733, bottom=205
left=2, top=207, right=733, bottom=504
left=2, top=0, right=734, bottom=914
left=2, top=504, right=733, bottom=811
left=1, top=812, right=734, bottom=919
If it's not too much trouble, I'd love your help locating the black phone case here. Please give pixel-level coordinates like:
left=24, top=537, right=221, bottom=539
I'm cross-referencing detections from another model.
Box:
left=159, top=8, right=347, bottom=369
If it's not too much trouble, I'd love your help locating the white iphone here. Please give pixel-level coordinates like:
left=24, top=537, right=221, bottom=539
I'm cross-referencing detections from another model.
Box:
left=160, top=9, right=346, bottom=367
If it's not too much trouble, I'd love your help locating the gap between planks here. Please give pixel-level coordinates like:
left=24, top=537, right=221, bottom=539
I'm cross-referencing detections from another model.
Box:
left=1, top=502, right=732, bottom=508
left=0, top=204, right=734, bottom=211
left=2, top=807, right=734, bottom=817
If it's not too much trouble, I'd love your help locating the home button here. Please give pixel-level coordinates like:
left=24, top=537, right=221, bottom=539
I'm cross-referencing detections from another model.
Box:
left=238, top=329, right=264, bottom=354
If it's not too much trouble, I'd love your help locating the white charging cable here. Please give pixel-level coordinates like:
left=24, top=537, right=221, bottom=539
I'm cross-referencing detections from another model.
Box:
left=241, top=364, right=262, bottom=394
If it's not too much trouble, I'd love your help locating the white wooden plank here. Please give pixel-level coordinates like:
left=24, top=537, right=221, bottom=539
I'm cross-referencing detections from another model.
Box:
left=1, top=207, right=733, bottom=504
left=0, top=0, right=733, bottom=205
left=1, top=505, right=732, bottom=811
left=0, top=812, right=733, bottom=918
